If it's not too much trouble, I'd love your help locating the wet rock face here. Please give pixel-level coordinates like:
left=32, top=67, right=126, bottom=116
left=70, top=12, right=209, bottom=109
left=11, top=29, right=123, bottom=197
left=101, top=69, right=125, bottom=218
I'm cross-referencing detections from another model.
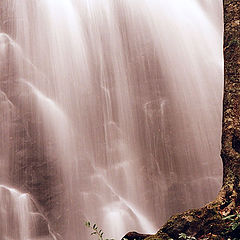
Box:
left=222, top=0, right=240, bottom=176
left=8, top=82, right=65, bottom=233
left=0, top=9, right=65, bottom=236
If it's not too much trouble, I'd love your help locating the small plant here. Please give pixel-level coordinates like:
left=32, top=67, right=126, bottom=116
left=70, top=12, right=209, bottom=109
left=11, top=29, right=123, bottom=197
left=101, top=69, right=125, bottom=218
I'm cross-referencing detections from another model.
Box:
left=223, top=213, right=240, bottom=231
left=222, top=207, right=240, bottom=232
left=85, top=221, right=115, bottom=240
left=179, top=233, right=196, bottom=240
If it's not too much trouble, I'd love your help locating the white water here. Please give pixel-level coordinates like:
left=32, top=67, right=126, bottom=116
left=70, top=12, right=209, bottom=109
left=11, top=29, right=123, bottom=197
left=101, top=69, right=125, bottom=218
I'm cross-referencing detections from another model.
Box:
left=0, top=1, right=223, bottom=239
left=0, top=185, right=34, bottom=239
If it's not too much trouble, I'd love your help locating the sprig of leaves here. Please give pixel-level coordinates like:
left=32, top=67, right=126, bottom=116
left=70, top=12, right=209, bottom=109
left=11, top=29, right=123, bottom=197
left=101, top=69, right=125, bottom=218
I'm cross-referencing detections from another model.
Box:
left=223, top=212, right=240, bottom=231
left=85, top=221, right=115, bottom=240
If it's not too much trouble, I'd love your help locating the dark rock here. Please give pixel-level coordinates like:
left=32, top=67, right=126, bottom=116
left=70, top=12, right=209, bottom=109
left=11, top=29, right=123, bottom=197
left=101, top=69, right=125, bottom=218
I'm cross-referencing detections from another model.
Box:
left=122, top=231, right=151, bottom=240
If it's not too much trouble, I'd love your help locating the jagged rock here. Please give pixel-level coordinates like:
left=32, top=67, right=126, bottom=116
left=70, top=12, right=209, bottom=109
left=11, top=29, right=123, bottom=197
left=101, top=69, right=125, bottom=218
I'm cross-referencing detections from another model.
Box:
left=121, top=232, right=151, bottom=240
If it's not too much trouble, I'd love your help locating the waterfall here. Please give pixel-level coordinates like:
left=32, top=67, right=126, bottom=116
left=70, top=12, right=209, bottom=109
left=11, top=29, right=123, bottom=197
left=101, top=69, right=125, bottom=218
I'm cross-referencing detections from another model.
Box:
left=0, top=0, right=223, bottom=239
left=0, top=185, right=58, bottom=239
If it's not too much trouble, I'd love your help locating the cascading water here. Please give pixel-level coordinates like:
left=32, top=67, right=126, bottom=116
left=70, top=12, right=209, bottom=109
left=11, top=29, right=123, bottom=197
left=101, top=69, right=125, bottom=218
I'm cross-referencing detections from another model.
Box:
left=0, top=185, right=58, bottom=240
left=0, top=1, right=223, bottom=240
left=0, top=185, right=33, bottom=239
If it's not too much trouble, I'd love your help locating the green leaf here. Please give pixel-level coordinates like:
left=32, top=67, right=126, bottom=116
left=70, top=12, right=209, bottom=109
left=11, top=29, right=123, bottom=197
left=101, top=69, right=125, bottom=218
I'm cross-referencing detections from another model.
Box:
left=85, top=221, right=91, bottom=227
left=93, top=224, right=97, bottom=230
left=179, top=233, right=187, bottom=239
left=223, top=214, right=236, bottom=220
left=232, top=222, right=240, bottom=230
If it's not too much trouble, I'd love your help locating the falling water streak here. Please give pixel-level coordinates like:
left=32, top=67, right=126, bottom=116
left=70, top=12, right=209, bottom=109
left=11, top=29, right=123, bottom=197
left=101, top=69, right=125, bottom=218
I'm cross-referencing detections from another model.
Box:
left=20, top=79, right=76, bottom=186
left=0, top=32, right=48, bottom=82
left=92, top=169, right=156, bottom=233
left=0, top=185, right=59, bottom=239
left=0, top=185, right=33, bottom=239
left=0, top=90, right=15, bottom=108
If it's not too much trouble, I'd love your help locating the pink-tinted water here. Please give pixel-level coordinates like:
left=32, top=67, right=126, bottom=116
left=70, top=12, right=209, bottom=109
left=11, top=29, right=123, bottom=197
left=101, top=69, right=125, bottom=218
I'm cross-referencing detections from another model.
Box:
left=0, top=1, right=223, bottom=239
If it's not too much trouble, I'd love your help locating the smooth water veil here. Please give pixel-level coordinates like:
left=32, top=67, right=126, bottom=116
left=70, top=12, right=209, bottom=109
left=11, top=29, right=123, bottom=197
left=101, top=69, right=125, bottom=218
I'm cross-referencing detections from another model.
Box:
left=0, top=1, right=223, bottom=239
